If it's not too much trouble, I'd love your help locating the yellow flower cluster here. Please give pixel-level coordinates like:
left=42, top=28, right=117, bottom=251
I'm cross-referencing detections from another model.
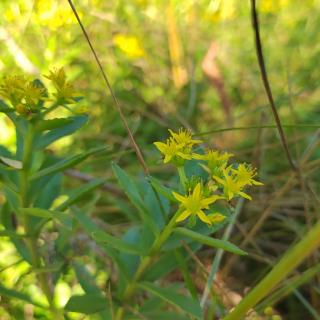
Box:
left=0, top=68, right=79, bottom=118
left=45, top=68, right=77, bottom=103
left=0, top=75, right=45, bottom=115
left=154, top=128, right=202, bottom=165
left=154, top=128, right=263, bottom=226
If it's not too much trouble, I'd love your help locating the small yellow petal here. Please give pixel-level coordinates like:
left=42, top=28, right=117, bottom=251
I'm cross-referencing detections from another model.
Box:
left=176, top=210, right=192, bottom=222
left=154, top=141, right=167, bottom=152
left=172, top=191, right=187, bottom=203
left=207, top=213, right=226, bottom=224
left=192, top=153, right=206, bottom=160
left=212, top=175, right=225, bottom=185
left=193, top=183, right=201, bottom=199
left=200, top=195, right=221, bottom=207
left=252, top=180, right=264, bottom=186
left=238, top=191, right=252, bottom=200
left=196, top=210, right=211, bottom=225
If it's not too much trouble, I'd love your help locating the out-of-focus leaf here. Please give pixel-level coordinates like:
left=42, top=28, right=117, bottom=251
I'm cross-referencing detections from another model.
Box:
left=30, top=146, right=108, bottom=181
left=0, top=156, right=22, bottom=169
left=0, top=284, right=47, bottom=308
left=72, top=261, right=112, bottom=320
left=64, top=294, right=107, bottom=314
left=174, top=227, right=247, bottom=255
left=148, top=176, right=176, bottom=202
left=71, top=208, right=130, bottom=281
left=112, top=163, right=158, bottom=235
left=35, top=118, right=73, bottom=132
left=92, top=230, right=141, bottom=255
left=0, top=99, right=12, bottom=113
left=139, top=282, right=202, bottom=319
left=34, top=174, right=62, bottom=209
left=19, top=207, right=72, bottom=230
left=55, top=178, right=106, bottom=211
left=34, top=115, right=88, bottom=149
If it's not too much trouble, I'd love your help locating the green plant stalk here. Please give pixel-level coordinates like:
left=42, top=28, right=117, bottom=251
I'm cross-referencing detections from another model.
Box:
left=115, top=209, right=182, bottom=320
left=223, top=220, right=320, bottom=320
left=115, top=167, right=186, bottom=319
left=20, top=124, right=62, bottom=319
left=200, top=198, right=244, bottom=309
left=177, top=166, right=187, bottom=191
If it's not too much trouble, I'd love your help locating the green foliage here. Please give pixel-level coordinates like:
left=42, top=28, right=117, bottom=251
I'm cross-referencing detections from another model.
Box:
left=0, top=1, right=319, bottom=319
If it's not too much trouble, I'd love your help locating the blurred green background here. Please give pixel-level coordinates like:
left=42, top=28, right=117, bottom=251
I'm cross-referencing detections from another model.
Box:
left=0, top=0, right=319, bottom=319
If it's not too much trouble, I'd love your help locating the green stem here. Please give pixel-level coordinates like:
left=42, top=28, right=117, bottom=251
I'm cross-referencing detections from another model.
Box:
left=223, top=220, right=320, bottom=320
left=200, top=198, right=244, bottom=308
left=20, top=124, right=62, bottom=319
left=115, top=209, right=182, bottom=320
left=177, top=166, right=187, bottom=192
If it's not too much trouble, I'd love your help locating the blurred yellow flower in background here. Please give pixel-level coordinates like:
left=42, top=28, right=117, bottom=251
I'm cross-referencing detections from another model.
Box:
left=113, top=34, right=145, bottom=58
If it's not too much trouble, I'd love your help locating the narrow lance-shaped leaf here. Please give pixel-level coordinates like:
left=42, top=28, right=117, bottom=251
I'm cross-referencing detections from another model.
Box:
left=55, top=178, right=106, bottom=211
left=174, top=227, right=247, bottom=256
left=35, top=118, right=74, bottom=132
left=223, top=220, right=320, bottom=320
left=64, top=294, right=107, bottom=314
left=30, top=146, right=109, bottom=181
left=34, top=115, right=88, bottom=149
left=0, top=156, right=22, bottom=169
left=19, top=207, right=72, bottom=230
left=0, top=284, right=47, bottom=309
left=112, top=163, right=159, bottom=235
left=139, top=282, right=202, bottom=319
left=92, top=230, right=141, bottom=255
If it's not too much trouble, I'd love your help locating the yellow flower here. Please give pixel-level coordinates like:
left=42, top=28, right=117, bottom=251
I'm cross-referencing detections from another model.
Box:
left=0, top=76, right=44, bottom=112
left=46, top=68, right=66, bottom=89
left=154, top=128, right=201, bottom=165
left=173, top=183, right=222, bottom=225
left=154, top=139, right=191, bottom=164
left=113, top=34, right=145, bottom=58
left=23, top=82, right=45, bottom=106
left=233, top=164, right=263, bottom=187
left=45, top=68, right=77, bottom=103
left=0, top=75, right=27, bottom=106
left=168, top=128, right=202, bottom=148
left=213, top=168, right=252, bottom=201
left=193, top=149, right=233, bottom=169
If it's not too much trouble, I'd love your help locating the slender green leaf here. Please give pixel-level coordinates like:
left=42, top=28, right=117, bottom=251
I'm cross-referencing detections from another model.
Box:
left=0, top=284, right=47, bottom=308
left=31, top=146, right=108, bottom=181
left=139, top=282, right=202, bottom=319
left=0, top=230, right=27, bottom=238
left=148, top=176, right=176, bottom=202
left=0, top=156, right=22, bottom=169
left=0, top=99, right=12, bottom=113
left=72, top=261, right=112, bottom=320
left=223, top=221, right=320, bottom=320
left=34, top=115, right=88, bottom=149
left=174, top=227, right=247, bottom=255
left=258, top=263, right=320, bottom=311
left=112, top=163, right=158, bottom=235
left=19, top=207, right=72, bottom=230
left=65, top=294, right=107, bottom=314
left=92, top=230, right=141, bottom=255
left=35, top=118, right=73, bottom=132
left=56, top=178, right=106, bottom=211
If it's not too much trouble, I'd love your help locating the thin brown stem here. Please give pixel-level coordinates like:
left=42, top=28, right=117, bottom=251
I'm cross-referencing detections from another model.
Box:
left=67, top=0, right=149, bottom=175
left=250, top=0, right=296, bottom=171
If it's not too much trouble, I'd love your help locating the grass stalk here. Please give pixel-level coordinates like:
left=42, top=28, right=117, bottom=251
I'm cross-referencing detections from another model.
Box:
left=223, top=220, right=320, bottom=320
